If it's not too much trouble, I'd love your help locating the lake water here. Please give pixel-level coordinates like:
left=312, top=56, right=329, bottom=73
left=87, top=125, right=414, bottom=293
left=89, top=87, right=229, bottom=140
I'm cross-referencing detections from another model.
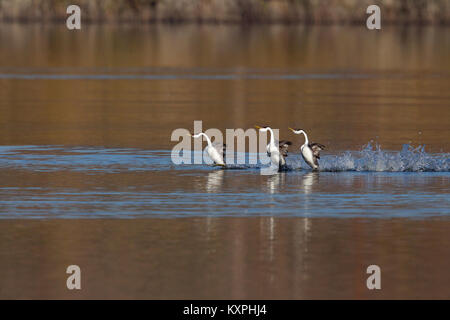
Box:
left=0, top=24, right=449, bottom=299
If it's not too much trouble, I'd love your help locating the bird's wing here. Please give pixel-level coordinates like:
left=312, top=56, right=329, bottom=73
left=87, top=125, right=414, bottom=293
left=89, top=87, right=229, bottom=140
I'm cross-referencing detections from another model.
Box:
left=278, top=140, right=292, bottom=157
left=309, top=143, right=325, bottom=159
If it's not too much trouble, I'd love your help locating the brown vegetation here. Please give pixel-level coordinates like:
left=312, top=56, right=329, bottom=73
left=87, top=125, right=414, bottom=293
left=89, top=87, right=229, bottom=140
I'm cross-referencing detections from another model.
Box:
left=0, top=0, right=449, bottom=24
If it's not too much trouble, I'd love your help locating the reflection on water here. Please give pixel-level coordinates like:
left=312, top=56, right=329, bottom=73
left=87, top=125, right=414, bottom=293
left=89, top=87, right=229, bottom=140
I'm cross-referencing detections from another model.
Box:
left=206, top=170, right=224, bottom=193
left=299, top=172, right=319, bottom=217
left=0, top=218, right=449, bottom=299
left=266, top=172, right=285, bottom=194
left=1, top=25, right=450, bottom=152
left=301, top=172, right=319, bottom=194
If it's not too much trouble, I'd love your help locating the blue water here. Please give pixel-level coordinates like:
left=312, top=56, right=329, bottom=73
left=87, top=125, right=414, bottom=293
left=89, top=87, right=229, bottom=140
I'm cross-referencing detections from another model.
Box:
left=0, top=144, right=448, bottom=219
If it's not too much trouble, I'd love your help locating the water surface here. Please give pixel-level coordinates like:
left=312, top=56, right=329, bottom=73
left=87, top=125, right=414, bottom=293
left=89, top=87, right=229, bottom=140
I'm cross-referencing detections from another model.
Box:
left=0, top=145, right=448, bottom=219
left=0, top=24, right=449, bottom=299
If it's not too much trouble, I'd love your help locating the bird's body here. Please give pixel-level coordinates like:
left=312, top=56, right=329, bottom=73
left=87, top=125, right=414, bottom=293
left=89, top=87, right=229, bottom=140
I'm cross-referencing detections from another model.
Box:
left=190, top=132, right=226, bottom=166
left=289, top=128, right=325, bottom=171
left=266, top=139, right=282, bottom=167
left=256, top=126, right=291, bottom=171
left=205, top=143, right=225, bottom=166
left=301, top=143, right=316, bottom=169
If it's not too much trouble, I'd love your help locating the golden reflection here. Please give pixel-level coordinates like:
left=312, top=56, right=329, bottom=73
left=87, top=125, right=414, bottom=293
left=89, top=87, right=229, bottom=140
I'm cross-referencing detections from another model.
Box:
left=0, top=25, right=449, bottom=152
left=259, top=216, right=276, bottom=284
left=1, top=217, right=449, bottom=298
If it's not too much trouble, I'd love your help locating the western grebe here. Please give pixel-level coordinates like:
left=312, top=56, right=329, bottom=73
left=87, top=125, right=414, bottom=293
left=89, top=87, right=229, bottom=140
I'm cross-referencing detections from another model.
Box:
left=255, top=125, right=291, bottom=171
left=288, top=128, right=325, bottom=171
left=188, top=132, right=226, bottom=167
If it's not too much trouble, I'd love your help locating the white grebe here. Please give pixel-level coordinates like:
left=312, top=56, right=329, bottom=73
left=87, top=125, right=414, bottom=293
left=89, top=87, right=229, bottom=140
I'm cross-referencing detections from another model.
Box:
left=188, top=132, right=226, bottom=167
left=255, top=125, right=291, bottom=171
left=288, top=128, right=325, bottom=171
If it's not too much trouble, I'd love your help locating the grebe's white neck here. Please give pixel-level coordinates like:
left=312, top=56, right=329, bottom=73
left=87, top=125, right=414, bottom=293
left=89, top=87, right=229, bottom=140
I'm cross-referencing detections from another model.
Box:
left=266, top=127, right=275, bottom=147
left=193, top=132, right=212, bottom=147
left=293, top=129, right=309, bottom=145
left=300, top=130, right=309, bottom=145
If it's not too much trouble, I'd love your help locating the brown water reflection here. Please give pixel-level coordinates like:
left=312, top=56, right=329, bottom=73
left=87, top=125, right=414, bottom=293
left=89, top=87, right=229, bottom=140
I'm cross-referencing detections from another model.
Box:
left=0, top=218, right=449, bottom=299
left=0, top=24, right=449, bottom=152
left=0, top=24, right=449, bottom=299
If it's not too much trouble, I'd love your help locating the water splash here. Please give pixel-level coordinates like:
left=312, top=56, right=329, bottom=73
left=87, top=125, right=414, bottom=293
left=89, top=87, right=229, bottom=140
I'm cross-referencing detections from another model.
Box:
left=0, top=144, right=448, bottom=172
left=289, top=143, right=449, bottom=172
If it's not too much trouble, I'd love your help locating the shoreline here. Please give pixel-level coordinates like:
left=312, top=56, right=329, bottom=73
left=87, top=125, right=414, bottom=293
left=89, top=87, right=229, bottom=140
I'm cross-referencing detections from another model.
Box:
left=0, top=0, right=449, bottom=25
left=1, top=19, right=449, bottom=26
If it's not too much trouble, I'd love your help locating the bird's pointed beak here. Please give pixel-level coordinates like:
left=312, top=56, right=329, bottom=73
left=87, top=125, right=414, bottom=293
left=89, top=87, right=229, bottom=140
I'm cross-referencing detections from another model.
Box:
left=288, top=127, right=295, bottom=132
left=254, top=125, right=261, bottom=129
left=186, top=133, right=192, bottom=137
